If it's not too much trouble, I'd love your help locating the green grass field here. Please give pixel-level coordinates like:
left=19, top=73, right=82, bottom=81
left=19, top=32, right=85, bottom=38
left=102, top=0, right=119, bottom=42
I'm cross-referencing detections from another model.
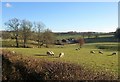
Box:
left=55, top=34, right=114, bottom=40
left=4, top=42, right=119, bottom=76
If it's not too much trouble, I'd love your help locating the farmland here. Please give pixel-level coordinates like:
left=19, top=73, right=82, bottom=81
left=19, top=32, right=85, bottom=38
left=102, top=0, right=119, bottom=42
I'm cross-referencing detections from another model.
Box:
left=1, top=32, right=119, bottom=80
left=3, top=42, right=119, bottom=75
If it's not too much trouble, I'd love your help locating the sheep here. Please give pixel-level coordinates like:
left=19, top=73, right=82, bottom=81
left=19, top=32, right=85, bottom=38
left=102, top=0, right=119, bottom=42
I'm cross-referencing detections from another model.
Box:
left=75, top=48, right=80, bottom=50
left=99, top=51, right=103, bottom=54
left=111, top=52, right=117, bottom=55
left=46, top=51, right=54, bottom=56
left=75, top=48, right=78, bottom=50
left=59, top=52, right=64, bottom=57
left=46, top=51, right=52, bottom=56
left=50, top=51, right=54, bottom=56
left=90, top=51, right=95, bottom=54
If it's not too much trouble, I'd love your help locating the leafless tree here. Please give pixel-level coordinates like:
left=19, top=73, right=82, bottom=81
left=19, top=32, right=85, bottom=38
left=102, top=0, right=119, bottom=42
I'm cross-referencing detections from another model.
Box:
left=20, top=19, right=32, bottom=48
left=41, top=29, right=55, bottom=48
left=5, top=18, right=20, bottom=47
left=34, top=22, right=45, bottom=48
left=78, top=38, right=85, bottom=48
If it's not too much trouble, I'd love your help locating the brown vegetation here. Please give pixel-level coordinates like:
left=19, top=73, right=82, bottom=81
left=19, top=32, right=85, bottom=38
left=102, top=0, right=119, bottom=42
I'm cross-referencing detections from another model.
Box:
left=2, top=50, right=118, bottom=81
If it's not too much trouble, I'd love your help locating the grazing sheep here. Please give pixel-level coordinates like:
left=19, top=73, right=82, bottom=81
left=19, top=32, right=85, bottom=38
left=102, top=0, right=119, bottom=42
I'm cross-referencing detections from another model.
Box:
left=50, top=51, right=54, bottom=56
left=90, top=51, right=95, bottom=54
left=75, top=48, right=80, bottom=50
left=99, top=51, right=103, bottom=54
left=46, top=51, right=52, bottom=56
left=111, top=52, right=117, bottom=55
left=75, top=48, right=78, bottom=50
left=59, top=52, right=64, bottom=57
left=46, top=51, right=54, bottom=56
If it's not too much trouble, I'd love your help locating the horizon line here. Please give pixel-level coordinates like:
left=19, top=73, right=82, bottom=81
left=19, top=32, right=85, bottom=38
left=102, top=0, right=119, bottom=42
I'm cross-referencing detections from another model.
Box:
left=0, top=29, right=115, bottom=33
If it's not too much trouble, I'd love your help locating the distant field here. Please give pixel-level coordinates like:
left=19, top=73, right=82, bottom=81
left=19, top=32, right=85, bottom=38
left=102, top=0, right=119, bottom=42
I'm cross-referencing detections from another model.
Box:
left=4, top=42, right=119, bottom=76
left=56, top=34, right=82, bottom=39
left=55, top=34, right=114, bottom=40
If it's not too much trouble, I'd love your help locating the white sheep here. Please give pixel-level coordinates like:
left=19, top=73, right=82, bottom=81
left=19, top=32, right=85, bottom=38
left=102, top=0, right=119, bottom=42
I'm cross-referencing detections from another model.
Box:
left=99, top=51, right=103, bottom=54
left=75, top=48, right=78, bottom=50
left=59, top=52, right=64, bottom=57
left=75, top=48, right=80, bottom=51
left=50, top=51, right=54, bottom=56
left=111, top=52, right=117, bottom=55
left=46, top=51, right=54, bottom=56
left=90, top=51, right=95, bottom=54
left=46, top=51, right=51, bottom=56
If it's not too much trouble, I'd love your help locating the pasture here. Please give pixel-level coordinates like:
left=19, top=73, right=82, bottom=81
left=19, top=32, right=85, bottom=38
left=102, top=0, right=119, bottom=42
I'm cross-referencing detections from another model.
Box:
left=5, top=42, right=119, bottom=76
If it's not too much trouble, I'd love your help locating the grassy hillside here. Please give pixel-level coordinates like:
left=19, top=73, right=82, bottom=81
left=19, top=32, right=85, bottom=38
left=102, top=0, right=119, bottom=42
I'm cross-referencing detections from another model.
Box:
left=2, top=34, right=119, bottom=80
left=4, top=42, right=119, bottom=75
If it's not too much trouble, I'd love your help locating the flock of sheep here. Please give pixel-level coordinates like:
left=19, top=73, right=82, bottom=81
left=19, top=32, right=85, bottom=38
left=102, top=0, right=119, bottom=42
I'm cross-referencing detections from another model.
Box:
left=90, top=50, right=103, bottom=54
left=46, top=51, right=64, bottom=57
left=75, top=47, right=117, bottom=56
left=90, top=50, right=117, bottom=55
left=11, top=49, right=117, bottom=58
left=11, top=50, right=64, bottom=58
left=46, top=49, right=117, bottom=58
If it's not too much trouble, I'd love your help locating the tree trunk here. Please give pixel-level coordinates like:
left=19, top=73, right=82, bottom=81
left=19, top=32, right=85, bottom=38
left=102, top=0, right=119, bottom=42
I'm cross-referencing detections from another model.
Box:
left=16, top=36, right=19, bottom=48
left=23, top=36, right=27, bottom=48
left=15, top=33, right=19, bottom=47
left=38, top=40, right=40, bottom=48
left=23, top=41, right=26, bottom=48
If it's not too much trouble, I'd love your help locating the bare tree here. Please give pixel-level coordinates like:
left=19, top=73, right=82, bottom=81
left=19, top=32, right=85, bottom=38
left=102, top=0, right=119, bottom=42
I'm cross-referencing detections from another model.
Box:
left=34, top=22, right=45, bottom=48
left=78, top=38, right=85, bottom=48
left=5, top=18, right=20, bottom=47
left=20, top=20, right=32, bottom=48
left=41, top=29, right=55, bottom=48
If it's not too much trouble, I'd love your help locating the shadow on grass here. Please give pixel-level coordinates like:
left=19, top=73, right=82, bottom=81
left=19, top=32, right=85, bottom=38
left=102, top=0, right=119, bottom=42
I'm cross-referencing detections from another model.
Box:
left=34, top=54, right=48, bottom=56
left=34, top=54, right=59, bottom=58
left=107, top=55, right=113, bottom=56
left=52, top=56, right=59, bottom=58
left=107, top=54, right=117, bottom=56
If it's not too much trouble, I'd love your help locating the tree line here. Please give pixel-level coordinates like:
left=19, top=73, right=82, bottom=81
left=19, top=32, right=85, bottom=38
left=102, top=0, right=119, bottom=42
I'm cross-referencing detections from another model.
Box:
left=3, top=18, right=120, bottom=48
left=4, top=18, right=55, bottom=48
